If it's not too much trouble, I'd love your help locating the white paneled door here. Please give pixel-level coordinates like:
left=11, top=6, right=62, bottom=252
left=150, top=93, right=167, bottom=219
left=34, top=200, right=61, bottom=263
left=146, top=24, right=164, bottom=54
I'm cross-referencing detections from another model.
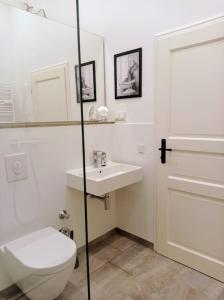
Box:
left=32, top=63, right=70, bottom=122
left=155, top=17, right=224, bottom=282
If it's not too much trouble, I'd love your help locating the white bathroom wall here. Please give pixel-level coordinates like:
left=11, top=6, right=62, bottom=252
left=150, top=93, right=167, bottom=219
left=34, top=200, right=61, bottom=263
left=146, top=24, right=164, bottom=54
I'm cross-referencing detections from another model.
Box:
left=112, top=123, right=154, bottom=242
left=78, top=0, right=224, bottom=242
left=0, top=124, right=116, bottom=290
left=0, top=0, right=23, bottom=9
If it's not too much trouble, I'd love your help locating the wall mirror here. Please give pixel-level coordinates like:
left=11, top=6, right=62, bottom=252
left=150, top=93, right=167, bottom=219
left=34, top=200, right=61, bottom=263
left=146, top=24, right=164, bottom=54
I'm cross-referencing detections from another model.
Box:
left=0, top=1, right=105, bottom=125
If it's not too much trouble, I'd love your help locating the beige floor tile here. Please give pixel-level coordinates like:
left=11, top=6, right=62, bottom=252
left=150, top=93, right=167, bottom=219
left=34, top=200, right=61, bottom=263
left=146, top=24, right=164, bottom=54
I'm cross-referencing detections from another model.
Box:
left=180, top=269, right=224, bottom=299
left=111, top=243, right=156, bottom=276
left=55, top=281, right=89, bottom=300
left=0, top=285, right=27, bottom=300
left=89, top=241, right=121, bottom=262
left=218, top=291, right=224, bottom=300
left=67, top=237, right=224, bottom=299
left=146, top=283, right=215, bottom=300
left=104, top=233, right=137, bottom=252
left=70, top=251, right=105, bottom=285
left=135, top=256, right=188, bottom=297
left=111, top=244, right=171, bottom=276
left=90, top=263, right=144, bottom=300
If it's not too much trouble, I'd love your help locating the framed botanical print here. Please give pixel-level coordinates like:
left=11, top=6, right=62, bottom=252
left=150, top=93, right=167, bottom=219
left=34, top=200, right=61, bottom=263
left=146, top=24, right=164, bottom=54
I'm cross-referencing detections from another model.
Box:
left=114, top=48, right=142, bottom=99
left=75, top=61, right=97, bottom=103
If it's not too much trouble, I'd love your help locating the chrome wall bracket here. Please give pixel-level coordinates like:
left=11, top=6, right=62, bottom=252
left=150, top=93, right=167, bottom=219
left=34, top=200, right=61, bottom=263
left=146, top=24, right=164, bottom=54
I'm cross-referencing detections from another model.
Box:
left=59, top=210, right=70, bottom=220
left=87, top=193, right=110, bottom=210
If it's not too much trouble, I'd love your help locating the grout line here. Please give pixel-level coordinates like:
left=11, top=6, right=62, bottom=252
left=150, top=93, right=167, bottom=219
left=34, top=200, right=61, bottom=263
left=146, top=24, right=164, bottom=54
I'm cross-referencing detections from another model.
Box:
left=115, top=228, right=154, bottom=249
left=108, top=261, right=133, bottom=277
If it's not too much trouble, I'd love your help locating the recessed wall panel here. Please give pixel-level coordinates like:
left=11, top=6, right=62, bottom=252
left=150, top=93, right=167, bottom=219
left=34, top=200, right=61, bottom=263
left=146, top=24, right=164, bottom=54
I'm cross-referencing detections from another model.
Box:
left=170, top=39, right=224, bottom=137
left=167, top=190, right=224, bottom=262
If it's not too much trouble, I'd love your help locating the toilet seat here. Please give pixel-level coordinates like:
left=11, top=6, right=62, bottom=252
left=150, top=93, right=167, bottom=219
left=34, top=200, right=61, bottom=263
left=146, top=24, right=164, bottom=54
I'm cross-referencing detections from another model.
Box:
left=4, top=227, right=77, bottom=276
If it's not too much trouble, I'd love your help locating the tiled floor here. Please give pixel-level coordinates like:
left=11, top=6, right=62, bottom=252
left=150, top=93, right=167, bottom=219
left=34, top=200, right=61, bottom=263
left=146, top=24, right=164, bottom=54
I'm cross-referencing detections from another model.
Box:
left=1, top=233, right=224, bottom=300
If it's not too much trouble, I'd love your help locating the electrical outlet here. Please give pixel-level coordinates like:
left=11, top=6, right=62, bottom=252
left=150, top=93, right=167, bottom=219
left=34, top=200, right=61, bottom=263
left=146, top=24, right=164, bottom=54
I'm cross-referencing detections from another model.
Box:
left=137, top=143, right=145, bottom=154
left=114, top=111, right=127, bottom=121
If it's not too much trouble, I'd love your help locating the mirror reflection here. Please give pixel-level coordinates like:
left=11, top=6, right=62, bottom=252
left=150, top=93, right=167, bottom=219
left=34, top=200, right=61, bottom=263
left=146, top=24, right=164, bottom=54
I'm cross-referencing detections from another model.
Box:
left=0, top=1, right=105, bottom=124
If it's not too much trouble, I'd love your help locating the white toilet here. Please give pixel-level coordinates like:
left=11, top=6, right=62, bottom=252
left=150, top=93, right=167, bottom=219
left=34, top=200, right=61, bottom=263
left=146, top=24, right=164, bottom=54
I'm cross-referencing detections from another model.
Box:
left=3, top=227, right=77, bottom=300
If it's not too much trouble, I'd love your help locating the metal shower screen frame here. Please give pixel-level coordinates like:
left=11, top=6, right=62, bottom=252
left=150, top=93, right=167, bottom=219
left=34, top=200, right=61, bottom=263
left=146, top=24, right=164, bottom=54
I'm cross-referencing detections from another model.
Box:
left=75, top=0, right=91, bottom=299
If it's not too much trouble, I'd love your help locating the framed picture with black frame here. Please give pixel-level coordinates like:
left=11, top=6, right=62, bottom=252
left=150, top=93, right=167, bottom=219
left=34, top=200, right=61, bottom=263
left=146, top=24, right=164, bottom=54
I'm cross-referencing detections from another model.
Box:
left=114, top=48, right=142, bottom=99
left=75, top=60, right=97, bottom=103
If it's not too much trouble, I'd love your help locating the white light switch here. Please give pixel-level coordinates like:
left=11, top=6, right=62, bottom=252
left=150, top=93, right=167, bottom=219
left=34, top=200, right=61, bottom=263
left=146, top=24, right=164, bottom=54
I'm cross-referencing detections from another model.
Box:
left=4, top=153, right=28, bottom=182
left=137, top=143, right=145, bottom=154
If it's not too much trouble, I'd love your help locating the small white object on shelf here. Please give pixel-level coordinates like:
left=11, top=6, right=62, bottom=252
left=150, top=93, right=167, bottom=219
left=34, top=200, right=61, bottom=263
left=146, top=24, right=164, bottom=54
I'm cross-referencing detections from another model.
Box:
left=96, top=106, right=109, bottom=121
left=88, top=105, right=97, bottom=121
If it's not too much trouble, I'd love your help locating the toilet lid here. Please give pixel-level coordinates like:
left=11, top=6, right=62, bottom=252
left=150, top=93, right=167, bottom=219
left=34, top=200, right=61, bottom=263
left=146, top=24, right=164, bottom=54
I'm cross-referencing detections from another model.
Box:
left=4, top=227, right=77, bottom=275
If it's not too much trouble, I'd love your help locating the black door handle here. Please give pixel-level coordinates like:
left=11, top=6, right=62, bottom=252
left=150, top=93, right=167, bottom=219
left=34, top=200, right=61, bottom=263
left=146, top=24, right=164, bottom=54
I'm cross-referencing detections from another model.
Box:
left=158, top=139, right=172, bottom=164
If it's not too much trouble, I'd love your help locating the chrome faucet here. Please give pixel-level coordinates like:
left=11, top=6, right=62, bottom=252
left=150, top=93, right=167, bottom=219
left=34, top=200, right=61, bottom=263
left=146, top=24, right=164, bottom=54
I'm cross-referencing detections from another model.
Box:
left=93, top=150, right=107, bottom=167
left=101, top=152, right=107, bottom=167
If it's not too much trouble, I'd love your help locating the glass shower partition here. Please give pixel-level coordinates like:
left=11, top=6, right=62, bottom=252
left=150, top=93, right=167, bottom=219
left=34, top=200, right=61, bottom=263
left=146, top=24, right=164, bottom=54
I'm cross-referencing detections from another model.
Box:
left=0, top=1, right=90, bottom=299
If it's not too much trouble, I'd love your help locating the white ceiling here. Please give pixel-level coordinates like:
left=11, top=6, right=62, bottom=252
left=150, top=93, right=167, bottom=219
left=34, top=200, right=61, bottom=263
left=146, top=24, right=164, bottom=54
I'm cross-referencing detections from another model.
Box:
left=79, top=0, right=224, bottom=37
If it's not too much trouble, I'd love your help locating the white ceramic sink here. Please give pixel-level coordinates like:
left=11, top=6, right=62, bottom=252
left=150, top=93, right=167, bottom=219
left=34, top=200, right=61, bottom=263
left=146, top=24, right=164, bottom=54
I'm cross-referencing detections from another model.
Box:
left=66, top=162, right=143, bottom=196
